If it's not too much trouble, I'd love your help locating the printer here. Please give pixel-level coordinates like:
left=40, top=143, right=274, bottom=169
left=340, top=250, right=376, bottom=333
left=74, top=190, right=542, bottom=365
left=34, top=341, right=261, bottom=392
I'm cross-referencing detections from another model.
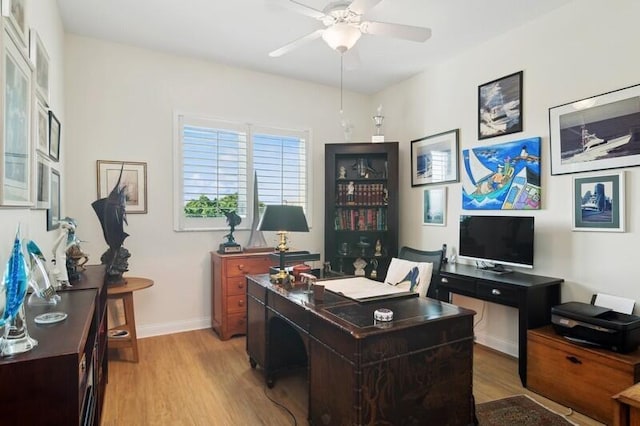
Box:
left=551, top=301, right=640, bottom=353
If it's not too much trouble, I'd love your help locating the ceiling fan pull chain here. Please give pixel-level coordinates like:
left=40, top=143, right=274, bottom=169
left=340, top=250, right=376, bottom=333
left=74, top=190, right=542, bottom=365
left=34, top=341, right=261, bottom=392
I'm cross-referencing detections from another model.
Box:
left=340, top=54, right=344, bottom=113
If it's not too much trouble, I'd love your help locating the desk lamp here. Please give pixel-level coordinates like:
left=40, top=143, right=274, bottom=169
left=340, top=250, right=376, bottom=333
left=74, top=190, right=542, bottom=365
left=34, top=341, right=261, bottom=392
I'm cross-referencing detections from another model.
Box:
left=257, top=205, right=309, bottom=284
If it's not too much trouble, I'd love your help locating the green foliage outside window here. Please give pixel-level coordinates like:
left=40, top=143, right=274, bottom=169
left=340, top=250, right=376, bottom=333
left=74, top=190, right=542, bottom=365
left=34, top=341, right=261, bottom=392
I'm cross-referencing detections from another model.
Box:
left=184, top=194, right=239, bottom=218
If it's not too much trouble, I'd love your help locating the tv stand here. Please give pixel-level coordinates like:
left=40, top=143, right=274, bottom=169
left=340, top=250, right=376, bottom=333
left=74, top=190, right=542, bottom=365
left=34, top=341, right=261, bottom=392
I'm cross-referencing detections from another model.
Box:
left=438, top=263, right=563, bottom=387
left=478, top=263, right=513, bottom=274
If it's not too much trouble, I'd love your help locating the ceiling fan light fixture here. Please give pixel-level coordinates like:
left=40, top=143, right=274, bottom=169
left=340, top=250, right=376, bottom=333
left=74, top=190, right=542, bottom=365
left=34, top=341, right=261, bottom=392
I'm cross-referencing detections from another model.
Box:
left=322, top=23, right=361, bottom=53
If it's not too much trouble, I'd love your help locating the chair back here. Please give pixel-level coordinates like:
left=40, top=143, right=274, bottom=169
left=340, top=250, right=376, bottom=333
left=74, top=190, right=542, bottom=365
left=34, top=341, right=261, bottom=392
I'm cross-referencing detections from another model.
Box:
left=398, top=246, right=444, bottom=299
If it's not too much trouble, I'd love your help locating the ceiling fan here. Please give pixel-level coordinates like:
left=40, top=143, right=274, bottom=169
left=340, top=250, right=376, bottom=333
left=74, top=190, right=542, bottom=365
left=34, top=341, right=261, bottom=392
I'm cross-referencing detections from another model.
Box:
left=269, top=0, right=432, bottom=57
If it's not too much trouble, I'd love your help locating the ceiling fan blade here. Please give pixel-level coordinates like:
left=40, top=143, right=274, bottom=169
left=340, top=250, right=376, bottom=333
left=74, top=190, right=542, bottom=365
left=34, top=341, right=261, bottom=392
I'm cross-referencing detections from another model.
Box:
left=347, top=0, right=384, bottom=15
left=360, top=21, right=432, bottom=42
left=281, top=0, right=327, bottom=20
left=269, top=29, right=325, bottom=57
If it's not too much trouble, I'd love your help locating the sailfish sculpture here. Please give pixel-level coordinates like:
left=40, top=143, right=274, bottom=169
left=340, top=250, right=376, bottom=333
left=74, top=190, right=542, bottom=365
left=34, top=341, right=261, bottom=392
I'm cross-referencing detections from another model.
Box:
left=92, top=164, right=130, bottom=284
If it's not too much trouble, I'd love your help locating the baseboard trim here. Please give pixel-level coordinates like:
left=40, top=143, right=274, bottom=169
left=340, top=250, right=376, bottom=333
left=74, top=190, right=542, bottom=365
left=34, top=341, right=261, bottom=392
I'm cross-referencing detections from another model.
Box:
left=137, top=317, right=210, bottom=339
left=474, top=330, right=518, bottom=358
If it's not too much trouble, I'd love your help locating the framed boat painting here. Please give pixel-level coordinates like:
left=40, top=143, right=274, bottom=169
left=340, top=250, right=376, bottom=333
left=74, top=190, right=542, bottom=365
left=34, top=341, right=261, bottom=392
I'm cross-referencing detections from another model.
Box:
left=462, top=137, right=541, bottom=210
left=410, top=129, right=459, bottom=187
left=549, top=83, right=640, bottom=175
left=572, top=172, right=625, bottom=232
left=478, top=71, right=523, bottom=140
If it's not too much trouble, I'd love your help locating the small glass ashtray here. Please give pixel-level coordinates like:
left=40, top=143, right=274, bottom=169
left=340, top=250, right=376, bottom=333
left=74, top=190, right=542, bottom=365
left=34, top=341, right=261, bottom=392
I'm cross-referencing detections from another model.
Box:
left=34, top=312, right=68, bottom=324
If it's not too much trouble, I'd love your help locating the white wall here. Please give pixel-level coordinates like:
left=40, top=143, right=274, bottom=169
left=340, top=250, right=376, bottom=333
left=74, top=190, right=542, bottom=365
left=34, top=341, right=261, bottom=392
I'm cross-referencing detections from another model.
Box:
left=374, top=0, right=640, bottom=355
left=0, top=3, right=65, bottom=268
left=64, top=35, right=371, bottom=336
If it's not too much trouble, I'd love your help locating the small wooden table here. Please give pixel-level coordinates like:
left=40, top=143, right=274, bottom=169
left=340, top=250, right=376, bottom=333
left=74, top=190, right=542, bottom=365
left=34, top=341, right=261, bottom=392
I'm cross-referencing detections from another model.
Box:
left=107, top=277, right=153, bottom=362
left=614, top=383, right=640, bottom=426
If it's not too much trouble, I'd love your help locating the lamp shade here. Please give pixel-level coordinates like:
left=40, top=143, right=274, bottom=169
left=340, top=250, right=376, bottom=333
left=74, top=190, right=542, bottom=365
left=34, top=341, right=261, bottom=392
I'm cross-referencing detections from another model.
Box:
left=257, top=205, right=309, bottom=232
left=322, top=23, right=361, bottom=53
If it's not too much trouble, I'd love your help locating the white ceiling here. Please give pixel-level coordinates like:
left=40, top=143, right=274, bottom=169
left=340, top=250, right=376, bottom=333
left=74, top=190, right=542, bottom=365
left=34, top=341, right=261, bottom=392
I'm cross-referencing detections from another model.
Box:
left=56, top=0, right=573, bottom=94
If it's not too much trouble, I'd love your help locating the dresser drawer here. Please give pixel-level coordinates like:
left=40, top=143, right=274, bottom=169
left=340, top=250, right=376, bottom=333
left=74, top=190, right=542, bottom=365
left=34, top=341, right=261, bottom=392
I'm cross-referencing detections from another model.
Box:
left=226, top=257, right=272, bottom=278
left=476, top=281, right=518, bottom=307
left=227, top=277, right=247, bottom=296
left=440, top=274, right=476, bottom=297
left=226, top=313, right=247, bottom=336
left=227, top=294, right=247, bottom=314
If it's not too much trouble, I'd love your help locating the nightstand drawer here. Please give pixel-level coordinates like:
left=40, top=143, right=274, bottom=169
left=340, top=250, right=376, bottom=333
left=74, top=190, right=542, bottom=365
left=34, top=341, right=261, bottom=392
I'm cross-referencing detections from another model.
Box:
left=227, top=294, right=246, bottom=314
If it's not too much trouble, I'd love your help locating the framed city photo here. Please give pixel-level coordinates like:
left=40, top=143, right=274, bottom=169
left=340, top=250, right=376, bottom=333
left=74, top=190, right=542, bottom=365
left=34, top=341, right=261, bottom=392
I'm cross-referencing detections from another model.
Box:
left=29, top=29, right=50, bottom=104
left=411, top=129, right=459, bottom=187
left=47, top=168, right=61, bottom=231
left=549, top=83, right=640, bottom=175
left=1, top=0, right=27, bottom=48
left=478, top=71, right=523, bottom=140
left=97, top=160, right=148, bottom=213
left=572, top=172, right=625, bottom=232
left=423, top=187, right=446, bottom=226
left=49, top=110, right=60, bottom=161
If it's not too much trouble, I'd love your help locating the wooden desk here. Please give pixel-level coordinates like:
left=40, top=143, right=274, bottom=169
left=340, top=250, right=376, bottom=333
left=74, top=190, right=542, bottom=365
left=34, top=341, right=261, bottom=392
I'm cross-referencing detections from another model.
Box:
left=246, top=274, right=476, bottom=425
left=614, top=383, right=640, bottom=426
left=439, top=263, right=563, bottom=386
left=107, top=277, right=153, bottom=362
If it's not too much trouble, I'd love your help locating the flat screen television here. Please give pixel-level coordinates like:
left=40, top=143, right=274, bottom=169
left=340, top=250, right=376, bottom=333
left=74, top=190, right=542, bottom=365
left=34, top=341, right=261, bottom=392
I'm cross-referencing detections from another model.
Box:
left=458, top=215, right=534, bottom=273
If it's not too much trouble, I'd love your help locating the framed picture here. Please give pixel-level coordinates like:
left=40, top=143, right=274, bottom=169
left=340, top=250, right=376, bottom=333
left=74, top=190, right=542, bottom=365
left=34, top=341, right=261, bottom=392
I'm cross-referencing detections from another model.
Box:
left=47, top=168, right=61, bottom=231
left=1, top=27, right=32, bottom=206
left=462, top=137, right=541, bottom=210
left=49, top=110, right=60, bottom=161
left=1, top=0, right=27, bottom=48
left=410, top=129, right=459, bottom=187
left=549, top=83, right=640, bottom=175
left=478, top=71, right=523, bottom=140
left=34, top=99, right=48, bottom=154
left=34, top=153, right=50, bottom=209
left=29, top=29, right=50, bottom=104
left=423, top=187, right=446, bottom=226
left=97, top=160, right=148, bottom=213
left=572, top=172, right=625, bottom=232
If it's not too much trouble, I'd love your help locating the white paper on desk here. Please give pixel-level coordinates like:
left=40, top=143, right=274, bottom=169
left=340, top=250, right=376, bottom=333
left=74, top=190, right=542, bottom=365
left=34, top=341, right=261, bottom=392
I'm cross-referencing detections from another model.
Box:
left=323, top=277, right=407, bottom=300
left=593, top=293, right=635, bottom=314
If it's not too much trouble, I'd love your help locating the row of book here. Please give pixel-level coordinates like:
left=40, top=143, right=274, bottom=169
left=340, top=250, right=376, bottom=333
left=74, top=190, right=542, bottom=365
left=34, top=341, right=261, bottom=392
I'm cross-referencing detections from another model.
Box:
left=336, top=182, right=388, bottom=206
left=334, top=208, right=387, bottom=231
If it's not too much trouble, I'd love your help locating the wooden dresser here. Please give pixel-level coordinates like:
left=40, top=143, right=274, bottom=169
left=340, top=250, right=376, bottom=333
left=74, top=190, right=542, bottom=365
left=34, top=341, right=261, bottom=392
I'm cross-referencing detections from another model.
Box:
left=211, top=251, right=272, bottom=340
left=527, top=325, right=640, bottom=424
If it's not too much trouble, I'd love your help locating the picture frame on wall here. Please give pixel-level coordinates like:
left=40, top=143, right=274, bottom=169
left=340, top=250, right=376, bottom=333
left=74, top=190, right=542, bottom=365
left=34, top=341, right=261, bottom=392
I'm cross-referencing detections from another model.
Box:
left=572, top=172, right=625, bottom=232
left=549, top=83, right=640, bottom=175
left=1, top=27, right=32, bottom=206
left=410, top=129, right=459, bottom=187
left=29, top=29, right=50, bottom=104
left=423, top=187, right=446, bottom=226
left=478, top=71, right=523, bottom=140
left=34, top=153, right=50, bottom=210
left=49, top=110, right=60, bottom=161
left=97, top=160, right=148, bottom=214
left=35, top=99, right=48, bottom=154
left=47, top=168, right=61, bottom=230
left=1, top=0, right=27, bottom=48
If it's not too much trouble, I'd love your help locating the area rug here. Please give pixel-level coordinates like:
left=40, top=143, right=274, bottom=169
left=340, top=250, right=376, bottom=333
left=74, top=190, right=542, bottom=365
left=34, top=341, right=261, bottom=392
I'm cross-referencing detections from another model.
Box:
left=476, top=395, right=577, bottom=426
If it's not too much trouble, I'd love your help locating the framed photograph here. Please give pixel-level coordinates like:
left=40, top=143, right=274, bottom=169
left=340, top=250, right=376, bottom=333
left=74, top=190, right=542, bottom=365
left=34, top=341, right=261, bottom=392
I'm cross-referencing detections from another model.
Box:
left=572, top=172, right=625, bottom=232
left=34, top=99, right=48, bottom=154
left=47, top=168, right=61, bottom=231
left=1, top=0, right=27, bottom=48
left=478, top=71, right=523, bottom=140
left=1, top=27, right=32, bottom=206
left=29, top=29, right=50, bottom=104
left=97, top=160, right=148, bottom=213
left=410, top=129, right=459, bottom=187
left=423, top=187, right=446, bottom=226
left=549, top=83, right=640, bottom=175
left=462, top=137, right=541, bottom=210
left=34, top=153, right=50, bottom=209
left=49, top=110, right=60, bottom=161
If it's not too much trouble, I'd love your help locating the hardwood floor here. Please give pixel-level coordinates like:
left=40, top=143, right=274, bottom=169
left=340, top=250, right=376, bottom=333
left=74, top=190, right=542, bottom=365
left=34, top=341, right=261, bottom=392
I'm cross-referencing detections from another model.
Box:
left=102, top=329, right=603, bottom=425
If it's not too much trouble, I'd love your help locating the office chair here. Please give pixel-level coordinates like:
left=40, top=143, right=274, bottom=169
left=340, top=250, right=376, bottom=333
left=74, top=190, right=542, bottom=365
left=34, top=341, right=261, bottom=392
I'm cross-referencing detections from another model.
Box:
left=398, top=246, right=444, bottom=299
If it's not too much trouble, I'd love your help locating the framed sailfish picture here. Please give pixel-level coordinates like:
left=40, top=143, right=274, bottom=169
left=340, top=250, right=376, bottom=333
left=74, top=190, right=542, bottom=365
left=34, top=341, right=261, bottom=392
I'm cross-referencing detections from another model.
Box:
left=462, top=137, right=541, bottom=210
left=478, top=71, right=523, bottom=140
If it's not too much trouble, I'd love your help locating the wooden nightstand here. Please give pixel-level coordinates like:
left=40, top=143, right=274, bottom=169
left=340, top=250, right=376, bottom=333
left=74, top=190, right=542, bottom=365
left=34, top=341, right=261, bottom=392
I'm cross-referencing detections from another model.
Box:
left=211, top=251, right=272, bottom=340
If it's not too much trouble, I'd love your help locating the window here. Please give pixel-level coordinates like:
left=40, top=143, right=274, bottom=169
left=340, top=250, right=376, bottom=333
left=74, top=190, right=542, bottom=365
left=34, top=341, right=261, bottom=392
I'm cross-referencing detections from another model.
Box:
left=174, top=114, right=310, bottom=231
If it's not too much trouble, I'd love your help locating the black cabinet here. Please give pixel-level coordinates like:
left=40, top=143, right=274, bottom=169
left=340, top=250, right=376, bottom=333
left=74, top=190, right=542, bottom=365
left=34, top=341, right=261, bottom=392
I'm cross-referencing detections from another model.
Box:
left=324, top=142, right=398, bottom=280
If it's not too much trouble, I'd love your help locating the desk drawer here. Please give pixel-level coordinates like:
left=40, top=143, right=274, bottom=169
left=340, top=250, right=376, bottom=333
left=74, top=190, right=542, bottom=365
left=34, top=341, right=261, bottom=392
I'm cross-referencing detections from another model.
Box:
left=227, top=294, right=246, bottom=314
left=227, top=277, right=247, bottom=296
left=476, top=281, right=518, bottom=307
left=440, top=275, right=476, bottom=296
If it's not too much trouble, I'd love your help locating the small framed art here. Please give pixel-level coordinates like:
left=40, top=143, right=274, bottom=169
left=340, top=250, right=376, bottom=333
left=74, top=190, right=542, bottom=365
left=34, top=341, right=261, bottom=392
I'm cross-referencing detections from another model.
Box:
left=35, top=100, right=49, bottom=155
left=478, top=71, right=523, bottom=140
left=34, top=153, right=50, bottom=210
left=49, top=110, right=60, bottom=161
left=423, top=187, right=446, bottom=226
left=1, top=0, right=27, bottom=48
left=47, top=168, right=61, bottom=231
left=97, top=160, right=148, bottom=213
left=411, top=129, right=459, bottom=187
left=572, top=172, right=625, bottom=232
left=29, top=29, right=50, bottom=104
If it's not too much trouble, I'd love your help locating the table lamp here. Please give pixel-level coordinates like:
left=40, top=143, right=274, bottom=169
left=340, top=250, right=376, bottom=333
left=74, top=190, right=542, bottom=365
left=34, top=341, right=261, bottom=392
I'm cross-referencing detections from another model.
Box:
left=257, top=205, right=309, bottom=284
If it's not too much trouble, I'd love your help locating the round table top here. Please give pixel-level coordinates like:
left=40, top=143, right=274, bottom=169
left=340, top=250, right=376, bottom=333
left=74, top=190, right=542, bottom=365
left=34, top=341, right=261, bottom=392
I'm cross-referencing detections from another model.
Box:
left=107, top=277, right=154, bottom=295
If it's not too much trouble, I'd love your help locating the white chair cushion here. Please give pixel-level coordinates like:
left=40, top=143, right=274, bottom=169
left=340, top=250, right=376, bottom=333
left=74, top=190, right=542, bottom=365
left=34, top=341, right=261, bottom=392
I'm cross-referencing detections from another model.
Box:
left=384, top=257, right=434, bottom=298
